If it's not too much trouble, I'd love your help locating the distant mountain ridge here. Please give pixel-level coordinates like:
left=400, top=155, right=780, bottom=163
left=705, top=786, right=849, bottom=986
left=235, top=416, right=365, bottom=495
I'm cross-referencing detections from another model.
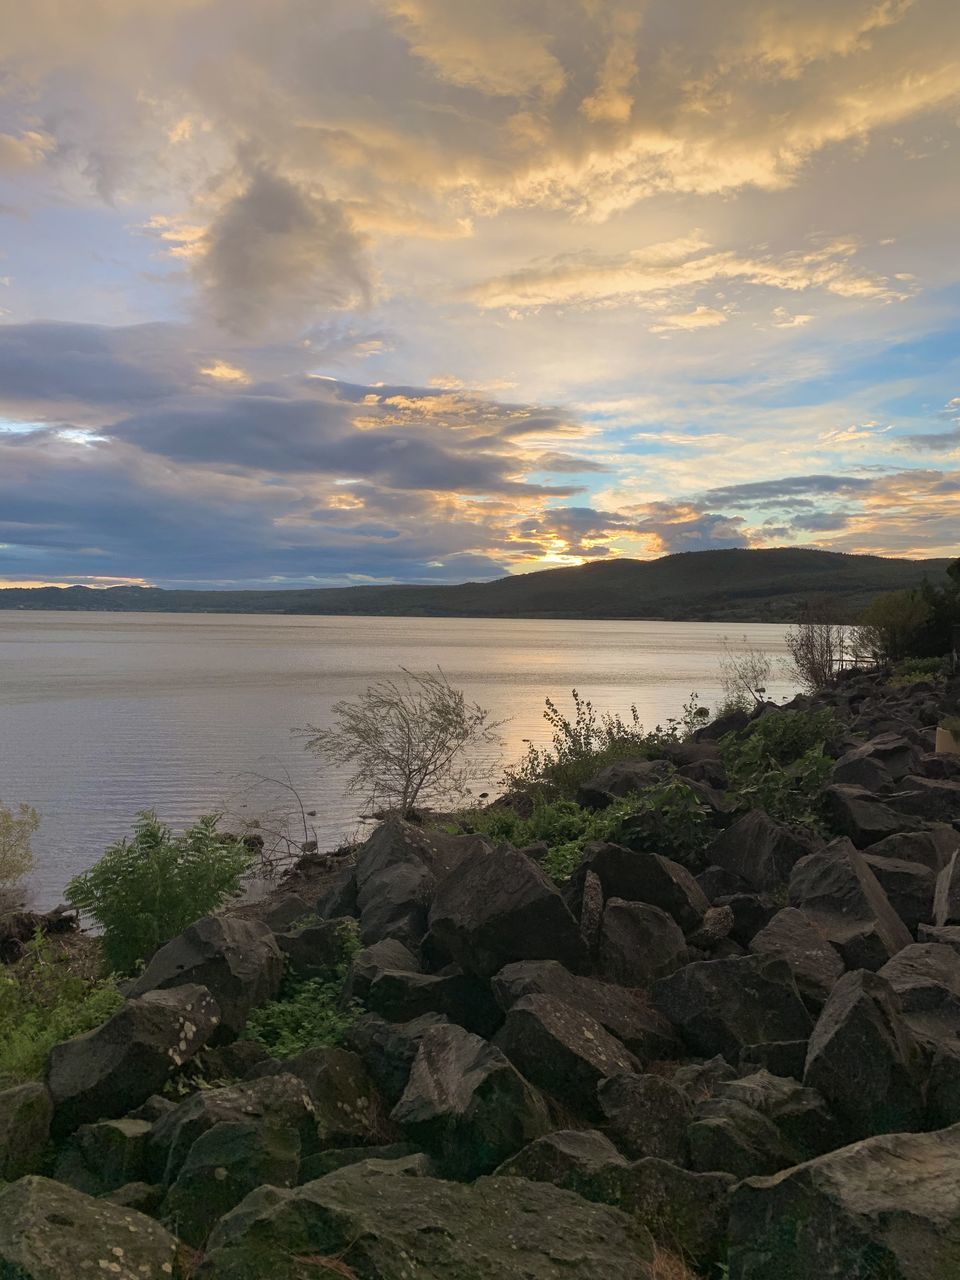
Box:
left=0, top=549, right=951, bottom=623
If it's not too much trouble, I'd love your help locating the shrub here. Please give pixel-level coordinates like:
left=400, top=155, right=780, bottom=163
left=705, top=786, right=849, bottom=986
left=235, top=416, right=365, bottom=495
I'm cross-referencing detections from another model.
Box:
left=889, top=656, right=946, bottom=687
left=718, top=642, right=772, bottom=711
left=612, top=776, right=713, bottom=868
left=0, top=802, right=39, bottom=903
left=0, top=932, right=122, bottom=1086
left=503, top=690, right=708, bottom=801
left=242, top=920, right=361, bottom=1057
left=302, top=668, right=502, bottom=818
left=853, top=590, right=933, bottom=665
left=66, top=811, right=252, bottom=975
left=721, top=708, right=839, bottom=827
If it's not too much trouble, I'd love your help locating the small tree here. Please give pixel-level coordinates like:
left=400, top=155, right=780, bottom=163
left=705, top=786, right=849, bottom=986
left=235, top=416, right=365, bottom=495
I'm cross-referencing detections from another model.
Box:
left=0, top=802, right=39, bottom=909
left=302, top=668, right=502, bottom=818
left=718, top=642, right=772, bottom=712
left=853, top=589, right=933, bottom=665
left=783, top=600, right=849, bottom=692
left=67, top=811, right=252, bottom=974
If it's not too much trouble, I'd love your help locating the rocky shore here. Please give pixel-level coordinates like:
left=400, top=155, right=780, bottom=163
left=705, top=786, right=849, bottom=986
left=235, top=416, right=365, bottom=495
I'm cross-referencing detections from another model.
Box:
left=2, top=669, right=960, bottom=1278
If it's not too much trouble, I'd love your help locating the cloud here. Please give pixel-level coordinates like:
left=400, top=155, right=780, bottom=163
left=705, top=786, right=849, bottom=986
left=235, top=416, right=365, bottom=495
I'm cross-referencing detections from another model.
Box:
left=650, top=306, right=728, bottom=334
left=191, top=163, right=371, bottom=337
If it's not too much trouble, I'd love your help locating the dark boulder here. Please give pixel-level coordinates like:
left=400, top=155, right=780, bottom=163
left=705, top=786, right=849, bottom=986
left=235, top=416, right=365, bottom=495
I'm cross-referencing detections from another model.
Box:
left=576, top=842, right=708, bottom=932
left=861, top=853, right=936, bottom=933
left=688, top=1096, right=797, bottom=1178
left=493, top=994, right=638, bottom=1118
left=935, top=848, right=960, bottom=926
left=704, top=809, right=821, bottom=893
left=652, top=955, right=812, bottom=1064
left=0, top=1083, right=52, bottom=1181
left=598, top=898, right=688, bottom=987
left=341, top=936, right=420, bottom=1003
left=714, top=892, right=779, bottom=947
left=491, top=959, right=679, bottom=1062
left=822, top=784, right=917, bottom=847
left=597, top=1072, right=691, bottom=1163
left=127, top=915, right=281, bottom=1038
left=788, top=837, right=912, bottom=970
left=47, top=984, right=220, bottom=1135
left=55, top=1116, right=152, bottom=1195
left=299, top=1141, right=424, bottom=1182
left=345, top=1011, right=449, bottom=1105
left=314, top=865, right=358, bottom=920
left=391, top=1022, right=552, bottom=1179
left=577, top=758, right=672, bottom=810
left=273, top=916, right=356, bottom=980
left=888, top=776, right=960, bottom=823
left=830, top=746, right=892, bottom=791
left=728, top=1124, right=960, bottom=1280
left=494, top=1128, right=628, bottom=1204
left=365, top=967, right=503, bottom=1038
left=254, top=893, right=310, bottom=931
left=0, top=1175, right=180, bottom=1280
left=248, top=1047, right=390, bottom=1149
left=428, top=842, right=588, bottom=977
left=803, top=969, right=924, bottom=1141
left=620, top=1158, right=734, bottom=1267
left=750, top=907, right=844, bottom=1008
left=200, top=1160, right=657, bottom=1280
left=717, top=1069, right=836, bottom=1160
left=865, top=826, right=958, bottom=874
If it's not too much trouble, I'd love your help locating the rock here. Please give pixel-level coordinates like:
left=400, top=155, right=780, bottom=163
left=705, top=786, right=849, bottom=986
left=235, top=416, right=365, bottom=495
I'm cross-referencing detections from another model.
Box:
left=344, top=1012, right=449, bottom=1105
left=865, top=826, right=959, bottom=874
left=47, top=984, right=220, bottom=1135
left=254, top=893, right=310, bottom=931
left=576, top=842, right=709, bottom=932
left=704, top=809, right=821, bottom=893
left=493, top=994, right=638, bottom=1118
left=935, top=848, right=960, bottom=926
left=717, top=1069, right=835, bottom=1160
left=597, top=1072, right=691, bottom=1163
left=354, top=817, right=490, bottom=948
left=689, top=1096, right=796, bottom=1178
left=698, top=864, right=747, bottom=899
left=273, top=916, right=356, bottom=980
left=652, top=955, right=812, bottom=1064
left=577, top=759, right=673, bottom=809
left=102, top=1181, right=163, bottom=1215
left=622, top=1158, right=734, bottom=1267
left=127, top=916, right=282, bottom=1039
left=0, top=1083, right=52, bottom=1181
left=728, top=1124, right=960, bottom=1280
left=864, top=732, right=923, bottom=780
left=750, top=907, right=844, bottom=1007
left=0, top=1175, right=179, bottom=1280
left=598, top=898, right=688, bottom=987
left=149, top=1072, right=317, bottom=1187
left=687, top=904, right=735, bottom=950
left=364, top=967, right=503, bottom=1038
left=343, top=937, right=420, bottom=1002
left=299, top=1141, right=424, bottom=1182
left=888, top=775, right=960, bottom=822
left=579, top=868, right=604, bottom=954
left=163, top=1118, right=301, bottom=1246
left=491, top=959, right=679, bottom=1062
left=878, top=942, right=960, bottom=1048
left=919, top=923, right=960, bottom=952
left=391, top=1022, right=552, bottom=1179
left=830, top=747, right=892, bottom=791
left=861, top=853, right=936, bottom=933
left=314, top=865, right=358, bottom=920
left=822, top=783, right=917, bottom=847
left=803, top=969, right=924, bottom=1141
left=200, top=1160, right=657, bottom=1280
left=55, top=1117, right=152, bottom=1195
left=249, top=1046, right=389, bottom=1148
left=788, top=837, right=913, bottom=970
left=428, top=842, right=588, bottom=977
left=714, top=892, right=779, bottom=947
left=494, top=1128, right=629, bottom=1204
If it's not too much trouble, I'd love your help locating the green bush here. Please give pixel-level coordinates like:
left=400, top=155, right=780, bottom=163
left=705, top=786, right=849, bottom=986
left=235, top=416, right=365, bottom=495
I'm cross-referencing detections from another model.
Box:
left=0, top=933, right=123, bottom=1086
left=720, top=708, right=839, bottom=827
left=889, top=656, right=946, bottom=688
left=242, top=920, right=362, bottom=1058
left=66, top=811, right=253, bottom=975
left=502, top=689, right=709, bottom=801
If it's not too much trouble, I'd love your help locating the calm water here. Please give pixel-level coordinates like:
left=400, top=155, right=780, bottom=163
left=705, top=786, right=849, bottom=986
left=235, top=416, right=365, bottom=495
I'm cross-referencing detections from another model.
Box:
left=0, top=612, right=796, bottom=909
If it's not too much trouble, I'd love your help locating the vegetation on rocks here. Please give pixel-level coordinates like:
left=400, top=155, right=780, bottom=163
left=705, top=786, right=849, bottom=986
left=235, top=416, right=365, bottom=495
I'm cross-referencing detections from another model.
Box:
left=65, top=810, right=252, bottom=974
left=0, top=801, right=39, bottom=905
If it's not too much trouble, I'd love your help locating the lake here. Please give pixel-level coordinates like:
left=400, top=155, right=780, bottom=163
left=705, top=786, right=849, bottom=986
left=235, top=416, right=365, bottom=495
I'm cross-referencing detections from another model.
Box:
left=0, top=612, right=797, bottom=909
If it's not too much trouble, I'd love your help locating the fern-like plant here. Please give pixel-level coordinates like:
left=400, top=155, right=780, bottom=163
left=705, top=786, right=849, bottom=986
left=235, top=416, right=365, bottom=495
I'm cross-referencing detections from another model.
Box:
left=66, top=811, right=252, bottom=974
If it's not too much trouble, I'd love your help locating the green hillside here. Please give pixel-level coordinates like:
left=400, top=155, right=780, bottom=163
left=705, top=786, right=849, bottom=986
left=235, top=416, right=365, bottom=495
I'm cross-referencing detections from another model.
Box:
left=0, top=548, right=951, bottom=622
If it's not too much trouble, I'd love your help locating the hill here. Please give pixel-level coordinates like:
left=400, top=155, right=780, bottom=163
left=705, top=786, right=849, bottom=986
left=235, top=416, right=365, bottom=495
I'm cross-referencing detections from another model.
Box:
left=0, top=548, right=951, bottom=622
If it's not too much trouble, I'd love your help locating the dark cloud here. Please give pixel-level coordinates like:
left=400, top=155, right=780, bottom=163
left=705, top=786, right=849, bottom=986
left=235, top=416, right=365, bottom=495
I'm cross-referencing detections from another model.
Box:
left=701, top=475, right=874, bottom=507
left=196, top=163, right=371, bottom=337
left=903, top=429, right=960, bottom=452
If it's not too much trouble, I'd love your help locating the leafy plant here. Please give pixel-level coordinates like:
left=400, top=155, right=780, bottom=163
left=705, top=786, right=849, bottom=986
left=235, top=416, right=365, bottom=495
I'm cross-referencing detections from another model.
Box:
left=0, top=801, right=39, bottom=901
left=302, top=668, right=503, bottom=818
left=613, top=777, right=713, bottom=868
left=889, top=656, right=946, bottom=688
left=66, top=811, right=253, bottom=975
left=721, top=708, right=839, bottom=826
left=242, top=920, right=361, bottom=1058
left=0, top=931, right=123, bottom=1086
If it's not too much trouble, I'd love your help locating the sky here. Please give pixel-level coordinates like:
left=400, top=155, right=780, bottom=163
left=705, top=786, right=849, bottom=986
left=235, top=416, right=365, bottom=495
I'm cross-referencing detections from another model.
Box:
left=0, top=0, right=958, bottom=589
